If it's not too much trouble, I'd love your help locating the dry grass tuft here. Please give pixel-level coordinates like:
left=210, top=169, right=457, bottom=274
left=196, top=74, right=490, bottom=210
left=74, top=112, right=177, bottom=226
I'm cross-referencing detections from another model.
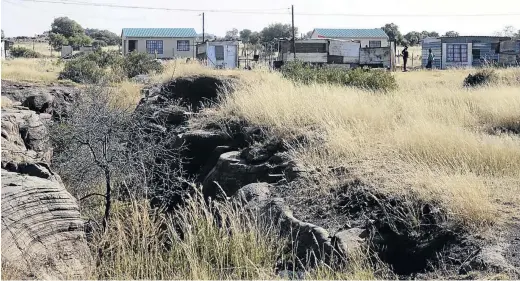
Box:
left=1, top=96, right=14, bottom=108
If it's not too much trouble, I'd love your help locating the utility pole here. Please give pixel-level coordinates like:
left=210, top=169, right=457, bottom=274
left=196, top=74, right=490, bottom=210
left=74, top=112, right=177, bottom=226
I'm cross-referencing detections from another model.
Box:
left=202, top=12, right=205, bottom=43
left=291, top=5, right=296, bottom=59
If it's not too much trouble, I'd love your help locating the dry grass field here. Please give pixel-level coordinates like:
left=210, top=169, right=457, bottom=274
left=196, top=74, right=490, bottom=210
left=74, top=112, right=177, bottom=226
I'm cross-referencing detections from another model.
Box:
left=212, top=67, right=520, bottom=229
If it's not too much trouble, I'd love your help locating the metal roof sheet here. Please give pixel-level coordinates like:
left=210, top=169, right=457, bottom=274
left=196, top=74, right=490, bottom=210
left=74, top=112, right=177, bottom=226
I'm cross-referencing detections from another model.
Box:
left=313, top=28, right=389, bottom=39
left=122, top=28, right=197, bottom=38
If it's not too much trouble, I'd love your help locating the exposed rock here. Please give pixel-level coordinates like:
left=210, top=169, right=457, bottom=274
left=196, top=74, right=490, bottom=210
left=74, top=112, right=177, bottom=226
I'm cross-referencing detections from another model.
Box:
left=1, top=108, right=52, bottom=166
left=234, top=182, right=271, bottom=205
left=202, top=151, right=291, bottom=199
left=332, top=228, right=368, bottom=258
left=1, top=168, right=92, bottom=279
left=141, top=75, right=238, bottom=111
left=1, top=80, right=78, bottom=118
left=1, top=106, right=92, bottom=279
left=178, top=130, right=234, bottom=175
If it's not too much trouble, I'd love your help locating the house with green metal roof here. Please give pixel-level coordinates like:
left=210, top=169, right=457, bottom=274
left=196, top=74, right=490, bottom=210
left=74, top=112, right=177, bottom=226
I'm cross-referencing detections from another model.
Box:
left=311, top=28, right=389, bottom=48
left=121, top=28, right=197, bottom=59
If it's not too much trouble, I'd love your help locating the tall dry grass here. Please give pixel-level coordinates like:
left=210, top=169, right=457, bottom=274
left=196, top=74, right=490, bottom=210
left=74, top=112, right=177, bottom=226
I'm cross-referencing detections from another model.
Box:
left=91, top=195, right=384, bottom=280
left=1, top=58, right=63, bottom=83
left=214, top=68, right=520, bottom=228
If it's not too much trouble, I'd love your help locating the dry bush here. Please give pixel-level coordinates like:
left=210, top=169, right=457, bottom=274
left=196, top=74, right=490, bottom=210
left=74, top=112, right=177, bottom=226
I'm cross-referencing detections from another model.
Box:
left=213, top=67, right=520, bottom=229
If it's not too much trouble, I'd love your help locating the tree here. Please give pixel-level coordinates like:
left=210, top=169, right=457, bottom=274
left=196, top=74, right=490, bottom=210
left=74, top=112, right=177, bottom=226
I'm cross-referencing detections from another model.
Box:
left=381, top=23, right=404, bottom=45
left=225, top=28, right=239, bottom=40
left=260, top=23, right=297, bottom=43
left=1, top=29, right=4, bottom=39
left=303, top=31, right=313, bottom=39
left=51, top=17, right=84, bottom=38
left=444, top=31, right=459, bottom=37
left=420, top=30, right=439, bottom=38
left=68, top=34, right=92, bottom=49
left=49, top=33, right=69, bottom=50
left=249, top=31, right=261, bottom=45
left=404, top=31, right=421, bottom=46
left=239, top=29, right=252, bottom=42
left=85, top=28, right=120, bottom=46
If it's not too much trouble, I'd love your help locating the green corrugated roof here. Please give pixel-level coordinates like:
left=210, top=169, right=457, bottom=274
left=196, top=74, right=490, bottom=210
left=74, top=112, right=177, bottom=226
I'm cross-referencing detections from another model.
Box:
left=314, top=28, right=388, bottom=39
left=122, top=28, right=197, bottom=38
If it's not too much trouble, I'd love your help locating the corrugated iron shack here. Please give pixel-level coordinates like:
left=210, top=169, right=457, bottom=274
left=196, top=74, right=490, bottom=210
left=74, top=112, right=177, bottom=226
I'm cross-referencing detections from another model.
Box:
left=421, top=36, right=516, bottom=69
left=276, top=38, right=395, bottom=69
left=196, top=40, right=240, bottom=69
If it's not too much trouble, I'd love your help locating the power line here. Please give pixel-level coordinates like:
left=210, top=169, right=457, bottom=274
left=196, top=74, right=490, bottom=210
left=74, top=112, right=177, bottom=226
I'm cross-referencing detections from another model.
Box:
left=10, top=0, right=520, bottom=17
left=14, top=0, right=292, bottom=14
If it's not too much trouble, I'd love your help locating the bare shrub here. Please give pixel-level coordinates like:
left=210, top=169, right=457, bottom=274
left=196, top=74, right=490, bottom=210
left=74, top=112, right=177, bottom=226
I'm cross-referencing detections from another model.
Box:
left=50, top=83, right=185, bottom=229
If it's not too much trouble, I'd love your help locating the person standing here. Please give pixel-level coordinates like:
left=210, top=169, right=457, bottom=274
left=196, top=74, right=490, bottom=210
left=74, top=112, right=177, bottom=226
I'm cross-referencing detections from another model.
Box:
left=426, top=48, right=435, bottom=69
left=402, top=46, right=409, bottom=71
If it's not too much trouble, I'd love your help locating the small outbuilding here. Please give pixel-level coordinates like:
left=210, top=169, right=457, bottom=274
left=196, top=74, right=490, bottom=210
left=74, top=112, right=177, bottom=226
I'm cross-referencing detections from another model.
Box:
left=121, top=28, right=197, bottom=59
left=196, top=41, right=239, bottom=69
left=421, top=36, right=516, bottom=69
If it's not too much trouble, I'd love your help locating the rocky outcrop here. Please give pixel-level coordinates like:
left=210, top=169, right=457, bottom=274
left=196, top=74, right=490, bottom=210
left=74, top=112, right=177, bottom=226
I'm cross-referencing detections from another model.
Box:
left=1, top=80, right=78, bottom=118
left=141, top=75, right=238, bottom=111
left=1, top=106, right=92, bottom=279
left=1, top=107, right=52, bottom=166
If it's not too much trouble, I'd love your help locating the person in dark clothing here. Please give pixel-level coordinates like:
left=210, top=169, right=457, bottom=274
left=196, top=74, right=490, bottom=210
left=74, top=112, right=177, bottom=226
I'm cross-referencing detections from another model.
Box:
left=402, top=46, right=409, bottom=71
left=426, top=48, right=435, bottom=69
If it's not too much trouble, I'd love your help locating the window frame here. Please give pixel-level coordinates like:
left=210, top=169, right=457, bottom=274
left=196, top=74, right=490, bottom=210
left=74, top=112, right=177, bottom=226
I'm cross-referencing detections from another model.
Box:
left=215, top=45, right=225, bottom=60
left=145, top=40, right=163, bottom=54
left=177, top=40, right=190, bottom=52
left=368, top=40, right=381, bottom=48
left=446, top=43, right=468, bottom=62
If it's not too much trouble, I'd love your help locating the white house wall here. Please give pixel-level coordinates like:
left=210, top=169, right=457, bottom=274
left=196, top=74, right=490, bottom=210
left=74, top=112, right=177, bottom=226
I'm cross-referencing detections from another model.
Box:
left=123, top=37, right=195, bottom=58
left=310, top=33, right=388, bottom=47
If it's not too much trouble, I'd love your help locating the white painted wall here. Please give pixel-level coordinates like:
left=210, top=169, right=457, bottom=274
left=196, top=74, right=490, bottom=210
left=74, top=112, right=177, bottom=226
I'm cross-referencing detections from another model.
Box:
left=205, top=44, right=238, bottom=68
left=441, top=43, right=473, bottom=69
left=123, top=37, right=195, bottom=58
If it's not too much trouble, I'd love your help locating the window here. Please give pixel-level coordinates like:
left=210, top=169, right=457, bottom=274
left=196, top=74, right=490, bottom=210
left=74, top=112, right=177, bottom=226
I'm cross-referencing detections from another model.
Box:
left=369, top=40, right=381, bottom=48
left=177, top=40, right=190, bottom=51
left=446, top=44, right=468, bottom=62
left=146, top=40, right=163, bottom=54
left=215, top=45, right=224, bottom=60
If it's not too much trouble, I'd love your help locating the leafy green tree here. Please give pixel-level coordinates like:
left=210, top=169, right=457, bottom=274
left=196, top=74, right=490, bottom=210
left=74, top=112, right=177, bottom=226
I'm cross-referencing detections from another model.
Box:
left=68, top=34, right=92, bottom=49
left=381, top=23, right=404, bottom=45
left=239, top=29, right=252, bottom=42
left=260, top=23, right=297, bottom=43
left=444, top=31, right=459, bottom=37
left=85, top=28, right=120, bottom=45
left=249, top=31, right=261, bottom=45
left=404, top=31, right=421, bottom=46
left=225, top=28, right=239, bottom=40
left=49, top=33, right=69, bottom=50
left=51, top=17, right=84, bottom=38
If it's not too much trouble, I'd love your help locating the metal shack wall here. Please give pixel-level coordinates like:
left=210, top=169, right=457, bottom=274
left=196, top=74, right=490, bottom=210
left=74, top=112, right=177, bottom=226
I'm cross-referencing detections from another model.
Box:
left=421, top=39, right=442, bottom=69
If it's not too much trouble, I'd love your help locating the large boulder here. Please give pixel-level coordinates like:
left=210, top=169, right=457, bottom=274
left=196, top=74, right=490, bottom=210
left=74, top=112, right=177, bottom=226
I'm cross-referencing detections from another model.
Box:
left=1, top=168, right=92, bottom=279
left=1, top=106, right=92, bottom=279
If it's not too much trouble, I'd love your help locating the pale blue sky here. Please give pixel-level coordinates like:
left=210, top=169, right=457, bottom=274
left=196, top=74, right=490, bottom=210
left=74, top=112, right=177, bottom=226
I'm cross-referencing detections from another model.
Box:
left=1, top=0, right=519, bottom=37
